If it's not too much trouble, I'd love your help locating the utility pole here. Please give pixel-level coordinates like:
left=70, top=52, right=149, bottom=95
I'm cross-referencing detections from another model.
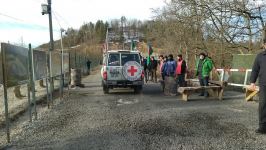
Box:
left=48, top=0, right=54, bottom=51
left=48, top=0, right=54, bottom=98
left=121, top=16, right=126, bottom=49
left=42, top=0, right=54, bottom=104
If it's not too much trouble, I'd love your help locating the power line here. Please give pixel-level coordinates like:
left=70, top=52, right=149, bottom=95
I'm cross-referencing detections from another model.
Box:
left=6, top=0, right=72, bottom=28
left=30, top=0, right=72, bottom=28
left=53, top=10, right=72, bottom=28
left=0, top=12, right=25, bottom=22
left=0, top=11, right=60, bottom=32
left=52, top=11, right=62, bottom=29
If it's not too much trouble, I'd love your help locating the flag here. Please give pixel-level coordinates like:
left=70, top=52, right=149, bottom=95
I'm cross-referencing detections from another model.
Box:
left=147, top=44, right=153, bottom=65
left=148, top=44, right=153, bottom=55
left=131, top=40, right=136, bottom=50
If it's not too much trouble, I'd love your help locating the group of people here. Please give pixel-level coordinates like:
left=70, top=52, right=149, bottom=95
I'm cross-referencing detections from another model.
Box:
left=159, top=54, right=187, bottom=88
left=140, top=41, right=266, bottom=134
left=142, top=56, right=158, bottom=83
left=142, top=52, right=214, bottom=97
left=140, top=42, right=266, bottom=134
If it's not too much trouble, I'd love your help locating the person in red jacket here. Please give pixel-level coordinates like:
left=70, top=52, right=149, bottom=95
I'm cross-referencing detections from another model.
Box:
left=175, top=54, right=187, bottom=87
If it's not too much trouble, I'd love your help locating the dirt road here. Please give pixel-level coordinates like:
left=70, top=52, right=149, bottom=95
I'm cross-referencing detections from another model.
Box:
left=1, top=69, right=266, bottom=150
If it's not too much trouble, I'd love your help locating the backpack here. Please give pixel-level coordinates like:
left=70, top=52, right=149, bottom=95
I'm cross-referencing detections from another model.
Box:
left=165, top=60, right=176, bottom=76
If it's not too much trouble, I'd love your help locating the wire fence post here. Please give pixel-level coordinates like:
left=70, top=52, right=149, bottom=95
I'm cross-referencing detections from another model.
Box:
left=29, top=44, right=37, bottom=119
left=60, top=29, right=65, bottom=100
left=27, top=47, right=32, bottom=123
left=46, top=78, right=50, bottom=108
left=1, top=44, right=10, bottom=143
left=27, top=83, right=32, bottom=122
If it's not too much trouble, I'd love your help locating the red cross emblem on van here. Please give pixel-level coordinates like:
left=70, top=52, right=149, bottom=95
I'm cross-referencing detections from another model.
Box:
left=123, top=61, right=142, bottom=81
left=128, top=66, right=138, bottom=76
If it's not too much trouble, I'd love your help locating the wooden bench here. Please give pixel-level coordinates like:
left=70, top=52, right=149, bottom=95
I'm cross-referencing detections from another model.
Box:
left=159, top=79, right=225, bottom=101
left=244, top=86, right=259, bottom=101
left=177, top=85, right=224, bottom=101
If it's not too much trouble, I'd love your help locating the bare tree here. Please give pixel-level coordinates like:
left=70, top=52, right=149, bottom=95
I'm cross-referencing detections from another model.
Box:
left=145, top=0, right=266, bottom=68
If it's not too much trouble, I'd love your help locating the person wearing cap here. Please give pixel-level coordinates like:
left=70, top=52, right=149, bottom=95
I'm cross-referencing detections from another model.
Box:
left=196, top=52, right=213, bottom=97
left=250, top=39, right=266, bottom=134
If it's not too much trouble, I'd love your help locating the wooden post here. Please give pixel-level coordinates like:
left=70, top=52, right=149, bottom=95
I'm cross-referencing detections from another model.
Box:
left=39, top=79, right=46, bottom=88
left=182, top=91, right=188, bottom=101
left=218, top=88, right=224, bottom=100
left=13, top=85, right=25, bottom=99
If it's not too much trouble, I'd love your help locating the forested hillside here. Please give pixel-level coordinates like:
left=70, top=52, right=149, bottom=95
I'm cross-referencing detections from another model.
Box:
left=39, top=0, right=266, bottom=69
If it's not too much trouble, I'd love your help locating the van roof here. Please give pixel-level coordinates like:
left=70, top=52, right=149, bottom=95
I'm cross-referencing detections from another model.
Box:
left=107, top=50, right=140, bottom=53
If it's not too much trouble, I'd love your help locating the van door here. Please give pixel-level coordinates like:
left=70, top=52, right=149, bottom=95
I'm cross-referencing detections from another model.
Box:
left=107, top=53, right=124, bottom=81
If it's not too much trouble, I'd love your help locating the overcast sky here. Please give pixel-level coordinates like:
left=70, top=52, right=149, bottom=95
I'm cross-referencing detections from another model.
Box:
left=0, top=0, right=166, bottom=47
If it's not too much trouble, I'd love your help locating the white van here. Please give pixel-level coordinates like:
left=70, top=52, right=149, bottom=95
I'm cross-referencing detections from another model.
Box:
left=101, top=50, right=144, bottom=94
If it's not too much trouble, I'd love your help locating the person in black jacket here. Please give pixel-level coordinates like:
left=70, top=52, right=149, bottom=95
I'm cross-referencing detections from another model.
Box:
left=159, top=55, right=165, bottom=80
left=250, top=39, right=266, bottom=134
left=86, top=59, right=91, bottom=75
left=175, top=54, right=187, bottom=87
left=143, top=57, right=148, bottom=83
left=150, top=56, right=158, bottom=82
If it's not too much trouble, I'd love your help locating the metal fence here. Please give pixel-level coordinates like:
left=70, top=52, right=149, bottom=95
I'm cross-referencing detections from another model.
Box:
left=0, top=42, right=89, bottom=144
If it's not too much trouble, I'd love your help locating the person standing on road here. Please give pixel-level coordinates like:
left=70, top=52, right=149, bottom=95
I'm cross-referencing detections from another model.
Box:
left=150, top=56, right=158, bottom=82
left=143, top=57, right=148, bottom=83
left=176, top=54, right=187, bottom=87
left=163, top=54, right=177, bottom=96
left=196, top=52, right=213, bottom=97
left=159, top=55, right=165, bottom=80
left=86, top=59, right=91, bottom=75
left=162, top=55, right=168, bottom=77
left=164, top=54, right=177, bottom=78
left=160, top=55, right=168, bottom=92
left=250, top=39, right=266, bottom=134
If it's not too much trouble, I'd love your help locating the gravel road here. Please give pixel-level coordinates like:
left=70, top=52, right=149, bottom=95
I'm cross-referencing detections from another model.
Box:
left=1, top=69, right=266, bottom=150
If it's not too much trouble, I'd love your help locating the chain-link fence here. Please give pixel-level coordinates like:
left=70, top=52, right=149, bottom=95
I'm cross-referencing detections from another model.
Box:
left=0, top=43, right=90, bottom=145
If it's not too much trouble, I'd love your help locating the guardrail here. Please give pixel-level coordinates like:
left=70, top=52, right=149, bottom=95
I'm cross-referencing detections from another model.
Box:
left=216, top=68, right=252, bottom=87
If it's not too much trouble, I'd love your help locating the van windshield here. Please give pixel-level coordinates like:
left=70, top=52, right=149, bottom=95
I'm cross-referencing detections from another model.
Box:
left=121, top=54, right=140, bottom=66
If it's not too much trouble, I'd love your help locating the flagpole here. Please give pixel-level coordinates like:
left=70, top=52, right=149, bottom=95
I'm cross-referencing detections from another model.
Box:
left=131, top=39, right=133, bottom=51
left=147, top=42, right=150, bottom=65
left=105, top=28, right=109, bottom=51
